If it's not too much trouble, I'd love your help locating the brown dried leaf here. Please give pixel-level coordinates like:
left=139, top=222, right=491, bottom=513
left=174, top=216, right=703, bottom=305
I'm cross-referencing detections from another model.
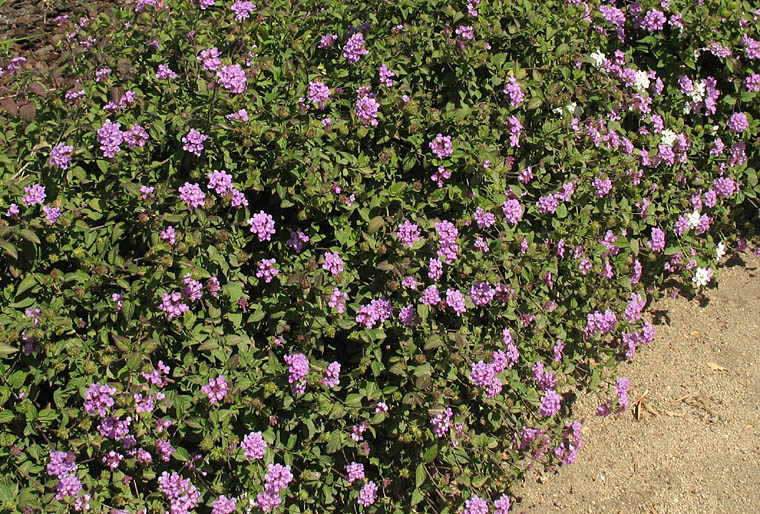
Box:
left=0, top=97, right=18, bottom=115
left=18, top=101, right=36, bottom=121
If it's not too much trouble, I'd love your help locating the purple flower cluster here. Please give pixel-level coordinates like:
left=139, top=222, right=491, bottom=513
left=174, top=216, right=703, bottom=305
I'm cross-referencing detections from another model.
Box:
left=355, top=87, right=380, bottom=126
left=532, top=361, right=557, bottom=391
left=161, top=225, right=177, bottom=246
left=428, top=133, right=453, bottom=159
left=322, top=361, right=341, bottom=388
left=355, top=297, right=393, bottom=329
left=212, top=496, right=237, bottom=514
left=648, top=227, right=666, bottom=252
left=124, top=123, right=149, bottom=149
left=255, top=463, right=293, bottom=512
left=182, top=129, right=208, bottom=157
left=156, top=439, right=174, bottom=462
left=322, top=251, right=344, bottom=275
left=241, top=431, right=267, bottom=460
left=502, top=197, right=523, bottom=224
left=615, top=377, right=630, bottom=411
left=198, top=47, right=222, bottom=71
left=307, top=81, right=331, bottom=109
left=84, top=383, right=116, bottom=416
left=50, top=144, right=73, bottom=170
left=463, top=495, right=489, bottom=514
left=446, top=288, right=467, bottom=316
left=470, top=358, right=503, bottom=398
left=217, top=64, right=247, bottom=94
left=358, top=481, right=378, bottom=507
left=503, top=76, right=524, bottom=106
left=346, top=462, right=364, bottom=483
left=473, top=207, right=495, bottom=228
left=746, top=74, right=760, bottom=92
left=43, top=205, right=61, bottom=224
left=343, top=32, right=368, bottom=63
left=22, top=183, right=46, bottom=206
left=319, top=34, right=338, bottom=48
left=428, top=258, right=443, bottom=282
left=230, top=0, right=255, bottom=21
left=47, top=451, right=90, bottom=510
left=248, top=211, right=276, bottom=241
left=714, top=177, right=737, bottom=198
left=506, top=115, right=522, bottom=147
left=397, top=220, right=421, bottom=247
left=97, top=119, right=123, bottom=158
left=435, top=220, right=459, bottom=263
left=727, top=112, right=749, bottom=132
left=256, top=258, right=279, bottom=283
left=158, top=472, right=200, bottom=514
left=156, top=64, right=178, bottom=79
left=201, top=376, right=228, bottom=404
left=641, top=9, right=666, bottom=31
left=539, top=390, right=562, bottom=416
left=624, top=293, right=646, bottom=323
left=178, top=182, right=206, bottom=209
left=583, top=309, right=617, bottom=339
left=159, top=291, right=189, bottom=319
left=430, top=407, right=453, bottom=437
left=378, top=64, right=395, bottom=86
left=284, top=353, right=310, bottom=394
left=328, top=287, right=348, bottom=313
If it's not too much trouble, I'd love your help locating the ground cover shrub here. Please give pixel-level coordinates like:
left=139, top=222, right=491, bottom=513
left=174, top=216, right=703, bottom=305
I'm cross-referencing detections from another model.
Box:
left=0, top=0, right=758, bottom=512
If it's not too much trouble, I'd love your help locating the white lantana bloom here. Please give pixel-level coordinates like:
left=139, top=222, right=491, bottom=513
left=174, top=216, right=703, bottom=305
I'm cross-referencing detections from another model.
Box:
left=716, top=242, right=726, bottom=261
left=660, top=129, right=677, bottom=147
left=686, top=210, right=701, bottom=230
left=590, top=50, right=606, bottom=68
left=690, top=80, right=706, bottom=103
left=634, top=70, right=651, bottom=92
left=692, top=267, right=712, bottom=287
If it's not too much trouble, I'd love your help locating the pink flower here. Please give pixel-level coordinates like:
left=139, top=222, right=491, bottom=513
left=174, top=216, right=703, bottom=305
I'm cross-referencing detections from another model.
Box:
left=727, top=112, right=749, bottom=132
left=178, top=182, right=206, bottom=208
left=201, top=376, right=228, bottom=404
left=241, top=431, right=268, bottom=460
left=346, top=462, right=364, bottom=483
left=322, top=251, right=344, bottom=275
left=248, top=211, right=276, bottom=241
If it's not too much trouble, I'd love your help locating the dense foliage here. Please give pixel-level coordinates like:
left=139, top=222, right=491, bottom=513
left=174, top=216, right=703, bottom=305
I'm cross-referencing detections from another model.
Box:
left=1, top=0, right=758, bottom=512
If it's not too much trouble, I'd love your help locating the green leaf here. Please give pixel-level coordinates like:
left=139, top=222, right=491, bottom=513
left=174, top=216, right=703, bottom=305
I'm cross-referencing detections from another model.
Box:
left=15, top=274, right=37, bottom=297
left=0, top=241, right=18, bottom=259
left=411, top=488, right=424, bottom=506
left=415, top=464, right=426, bottom=488
left=471, top=475, right=487, bottom=487
left=18, top=229, right=40, bottom=245
left=173, top=447, right=190, bottom=461
left=423, top=443, right=438, bottom=463
left=0, top=343, right=19, bottom=355
left=326, top=430, right=342, bottom=454
left=345, top=393, right=363, bottom=408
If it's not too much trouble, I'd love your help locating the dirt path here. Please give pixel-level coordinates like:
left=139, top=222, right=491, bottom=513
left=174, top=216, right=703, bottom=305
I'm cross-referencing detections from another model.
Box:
left=513, top=252, right=760, bottom=513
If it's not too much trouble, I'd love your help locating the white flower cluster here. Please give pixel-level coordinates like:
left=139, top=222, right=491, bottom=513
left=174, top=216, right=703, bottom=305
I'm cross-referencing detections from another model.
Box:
left=660, top=129, right=677, bottom=147
left=590, top=50, right=606, bottom=68
left=686, top=210, right=701, bottom=230
left=683, top=80, right=706, bottom=114
left=692, top=267, right=712, bottom=287
left=552, top=102, right=583, bottom=117
left=634, top=70, right=650, bottom=92
left=716, top=242, right=726, bottom=261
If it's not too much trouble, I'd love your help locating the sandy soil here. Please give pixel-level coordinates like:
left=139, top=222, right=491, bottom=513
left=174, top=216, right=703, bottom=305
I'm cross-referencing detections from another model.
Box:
left=513, top=252, right=760, bottom=513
